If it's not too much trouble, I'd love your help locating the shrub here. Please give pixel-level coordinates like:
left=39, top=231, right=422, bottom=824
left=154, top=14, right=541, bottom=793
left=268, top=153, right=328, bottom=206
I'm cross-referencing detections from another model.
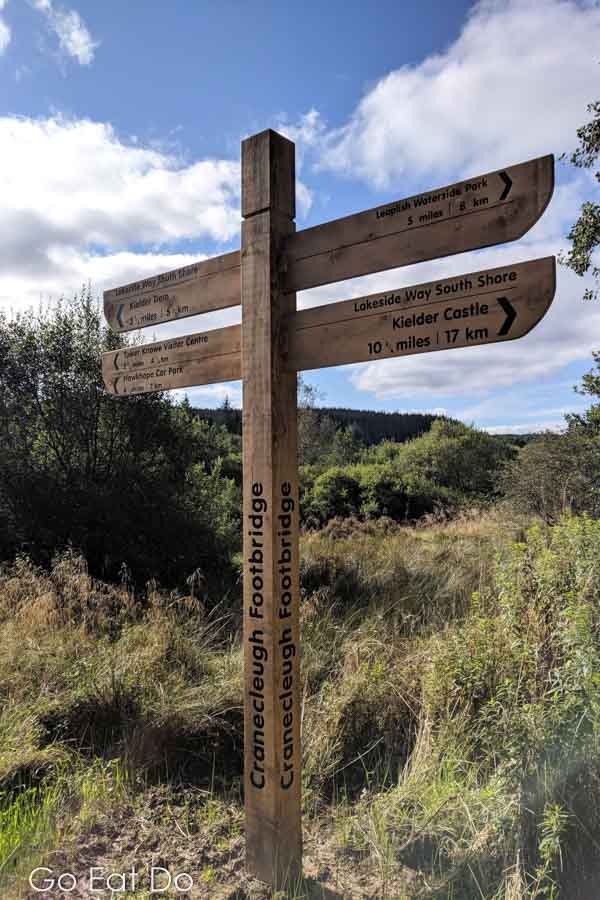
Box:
left=0, top=297, right=241, bottom=592
left=307, top=467, right=362, bottom=523
left=398, top=417, right=516, bottom=498
left=498, top=430, right=600, bottom=522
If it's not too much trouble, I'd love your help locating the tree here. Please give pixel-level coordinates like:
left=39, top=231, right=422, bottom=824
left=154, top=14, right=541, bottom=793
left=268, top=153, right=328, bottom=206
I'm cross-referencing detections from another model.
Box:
left=497, top=430, right=599, bottom=523
left=561, top=100, right=600, bottom=300
left=499, top=353, right=600, bottom=522
left=566, top=350, right=600, bottom=436
left=297, top=376, right=337, bottom=466
left=396, top=419, right=515, bottom=499
left=0, top=291, right=240, bottom=591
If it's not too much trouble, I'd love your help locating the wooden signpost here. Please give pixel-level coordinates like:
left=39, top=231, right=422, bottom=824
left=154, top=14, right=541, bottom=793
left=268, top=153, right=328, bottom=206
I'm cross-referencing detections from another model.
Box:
left=288, top=257, right=556, bottom=371
left=102, top=130, right=556, bottom=888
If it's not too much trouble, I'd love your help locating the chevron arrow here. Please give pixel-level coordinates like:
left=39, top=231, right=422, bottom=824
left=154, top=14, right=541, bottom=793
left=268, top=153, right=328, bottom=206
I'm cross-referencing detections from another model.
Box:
left=116, top=304, right=125, bottom=329
left=113, top=351, right=121, bottom=371
left=112, top=377, right=120, bottom=395
left=497, top=297, right=517, bottom=336
left=498, top=170, right=512, bottom=202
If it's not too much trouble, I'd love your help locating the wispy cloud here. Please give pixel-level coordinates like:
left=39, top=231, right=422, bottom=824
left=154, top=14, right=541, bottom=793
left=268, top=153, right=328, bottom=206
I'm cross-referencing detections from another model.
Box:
left=271, top=110, right=327, bottom=221
left=32, top=0, right=98, bottom=66
left=0, top=0, right=11, bottom=54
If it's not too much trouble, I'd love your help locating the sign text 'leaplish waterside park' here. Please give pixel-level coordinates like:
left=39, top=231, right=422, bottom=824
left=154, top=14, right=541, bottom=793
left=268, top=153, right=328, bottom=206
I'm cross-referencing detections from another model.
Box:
left=102, top=130, right=555, bottom=888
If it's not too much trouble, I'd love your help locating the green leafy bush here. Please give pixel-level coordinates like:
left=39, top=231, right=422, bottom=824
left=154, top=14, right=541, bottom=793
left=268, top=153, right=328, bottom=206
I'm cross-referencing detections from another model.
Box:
left=307, top=467, right=363, bottom=523
left=0, top=295, right=241, bottom=592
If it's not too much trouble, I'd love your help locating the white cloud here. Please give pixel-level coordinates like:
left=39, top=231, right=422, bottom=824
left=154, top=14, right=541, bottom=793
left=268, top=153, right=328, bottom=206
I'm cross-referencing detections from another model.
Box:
left=31, top=0, right=98, bottom=65
left=272, top=110, right=327, bottom=221
left=276, top=109, right=326, bottom=164
left=0, top=0, right=10, bottom=53
left=295, top=181, right=314, bottom=220
left=174, top=383, right=243, bottom=408
left=0, top=116, right=241, bottom=312
left=318, top=0, right=600, bottom=187
left=484, top=421, right=566, bottom=434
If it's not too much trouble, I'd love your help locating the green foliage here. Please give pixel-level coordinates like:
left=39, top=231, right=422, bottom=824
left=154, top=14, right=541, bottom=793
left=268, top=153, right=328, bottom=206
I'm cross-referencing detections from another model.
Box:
left=561, top=100, right=600, bottom=300
left=347, top=463, right=406, bottom=520
left=398, top=418, right=515, bottom=498
left=416, top=516, right=600, bottom=893
left=301, top=419, right=507, bottom=526
left=498, top=430, right=600, bottom=522
left=296, top=377, right=365, bottom=467
left=183, top=458, right=241, bottom=551
left=567, top=348, right=600, bottom=436
left=0, top=293, right=241, bottom=591
left=499, top=355, right=600, bottom=523
left=2, top=513, right=600, bottom=896
left=312, top=406, right=438, bottom=445
left=308, top=467, right=363, bottom=523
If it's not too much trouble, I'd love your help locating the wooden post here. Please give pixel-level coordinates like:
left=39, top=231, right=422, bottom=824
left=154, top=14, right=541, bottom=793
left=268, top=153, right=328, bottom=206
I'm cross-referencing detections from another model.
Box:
left=241, top=129, right=302, bottom=887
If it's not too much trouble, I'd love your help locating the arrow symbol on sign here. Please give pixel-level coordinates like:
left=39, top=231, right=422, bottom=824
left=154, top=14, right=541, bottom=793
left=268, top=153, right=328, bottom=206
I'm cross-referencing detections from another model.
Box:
left=113, top=351, right=120, bottom=371
left=497, top=297, right=516, bottom=336
left=116, top=304, right=125, bottom=329
left=112, top=377, right=120, bottom=395
left=498, top=171, right=512, bottom=201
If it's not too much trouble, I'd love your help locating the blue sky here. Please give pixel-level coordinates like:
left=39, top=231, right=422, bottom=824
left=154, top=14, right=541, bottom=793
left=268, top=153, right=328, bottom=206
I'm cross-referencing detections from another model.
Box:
left=1, top=0, right=599, bottom=432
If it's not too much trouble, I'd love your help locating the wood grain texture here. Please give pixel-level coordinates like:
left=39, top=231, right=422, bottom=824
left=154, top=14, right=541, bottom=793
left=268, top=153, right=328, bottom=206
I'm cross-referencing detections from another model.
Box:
left=286, top=257, right=556, bottom=371
left=242, top=129, right=295, bottom=219
left=102, top=352, right=240, bottom=396
left=241, top=130, right=302, bottom=887
left=102, top=324, right=240, bottom=378
left=284, top=155, right=554, bottom=292
left=103, top=251, right=240, bottom=333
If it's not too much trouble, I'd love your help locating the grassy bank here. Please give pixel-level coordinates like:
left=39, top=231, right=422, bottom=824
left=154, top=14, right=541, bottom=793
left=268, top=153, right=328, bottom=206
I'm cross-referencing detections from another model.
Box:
left=1, top=511, right=599, bottom=898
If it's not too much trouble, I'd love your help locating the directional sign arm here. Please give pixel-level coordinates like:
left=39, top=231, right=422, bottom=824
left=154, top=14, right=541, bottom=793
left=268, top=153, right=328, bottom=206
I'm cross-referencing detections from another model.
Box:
left=104, top=250, right=241, bottom=333
left=286, top=257, right=555, bottom=373
left=102, top=324, right=241, bottom=395
left=103, top=260, right=555, bottom=395
left=284, top=155, right=554, bottom=293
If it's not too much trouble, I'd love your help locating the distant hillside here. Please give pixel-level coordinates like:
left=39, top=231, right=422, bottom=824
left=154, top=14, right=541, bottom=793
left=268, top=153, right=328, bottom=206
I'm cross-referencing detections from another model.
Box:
left=311, top=407, right=439, bottom=445
left=193, top=405, right=440, bottom=445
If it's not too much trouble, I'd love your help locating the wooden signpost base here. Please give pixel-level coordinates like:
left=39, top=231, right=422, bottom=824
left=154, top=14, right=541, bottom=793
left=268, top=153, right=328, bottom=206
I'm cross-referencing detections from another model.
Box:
left=241, top=130, right=302, bottom=887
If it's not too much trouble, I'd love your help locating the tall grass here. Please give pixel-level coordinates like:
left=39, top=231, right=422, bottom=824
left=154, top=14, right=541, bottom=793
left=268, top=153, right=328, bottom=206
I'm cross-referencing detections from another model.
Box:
left=1, top=513, right=599, bottom=897
left=0, top=760, right=130, bottom=897
left=300, top=514, right=600, bottom=897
